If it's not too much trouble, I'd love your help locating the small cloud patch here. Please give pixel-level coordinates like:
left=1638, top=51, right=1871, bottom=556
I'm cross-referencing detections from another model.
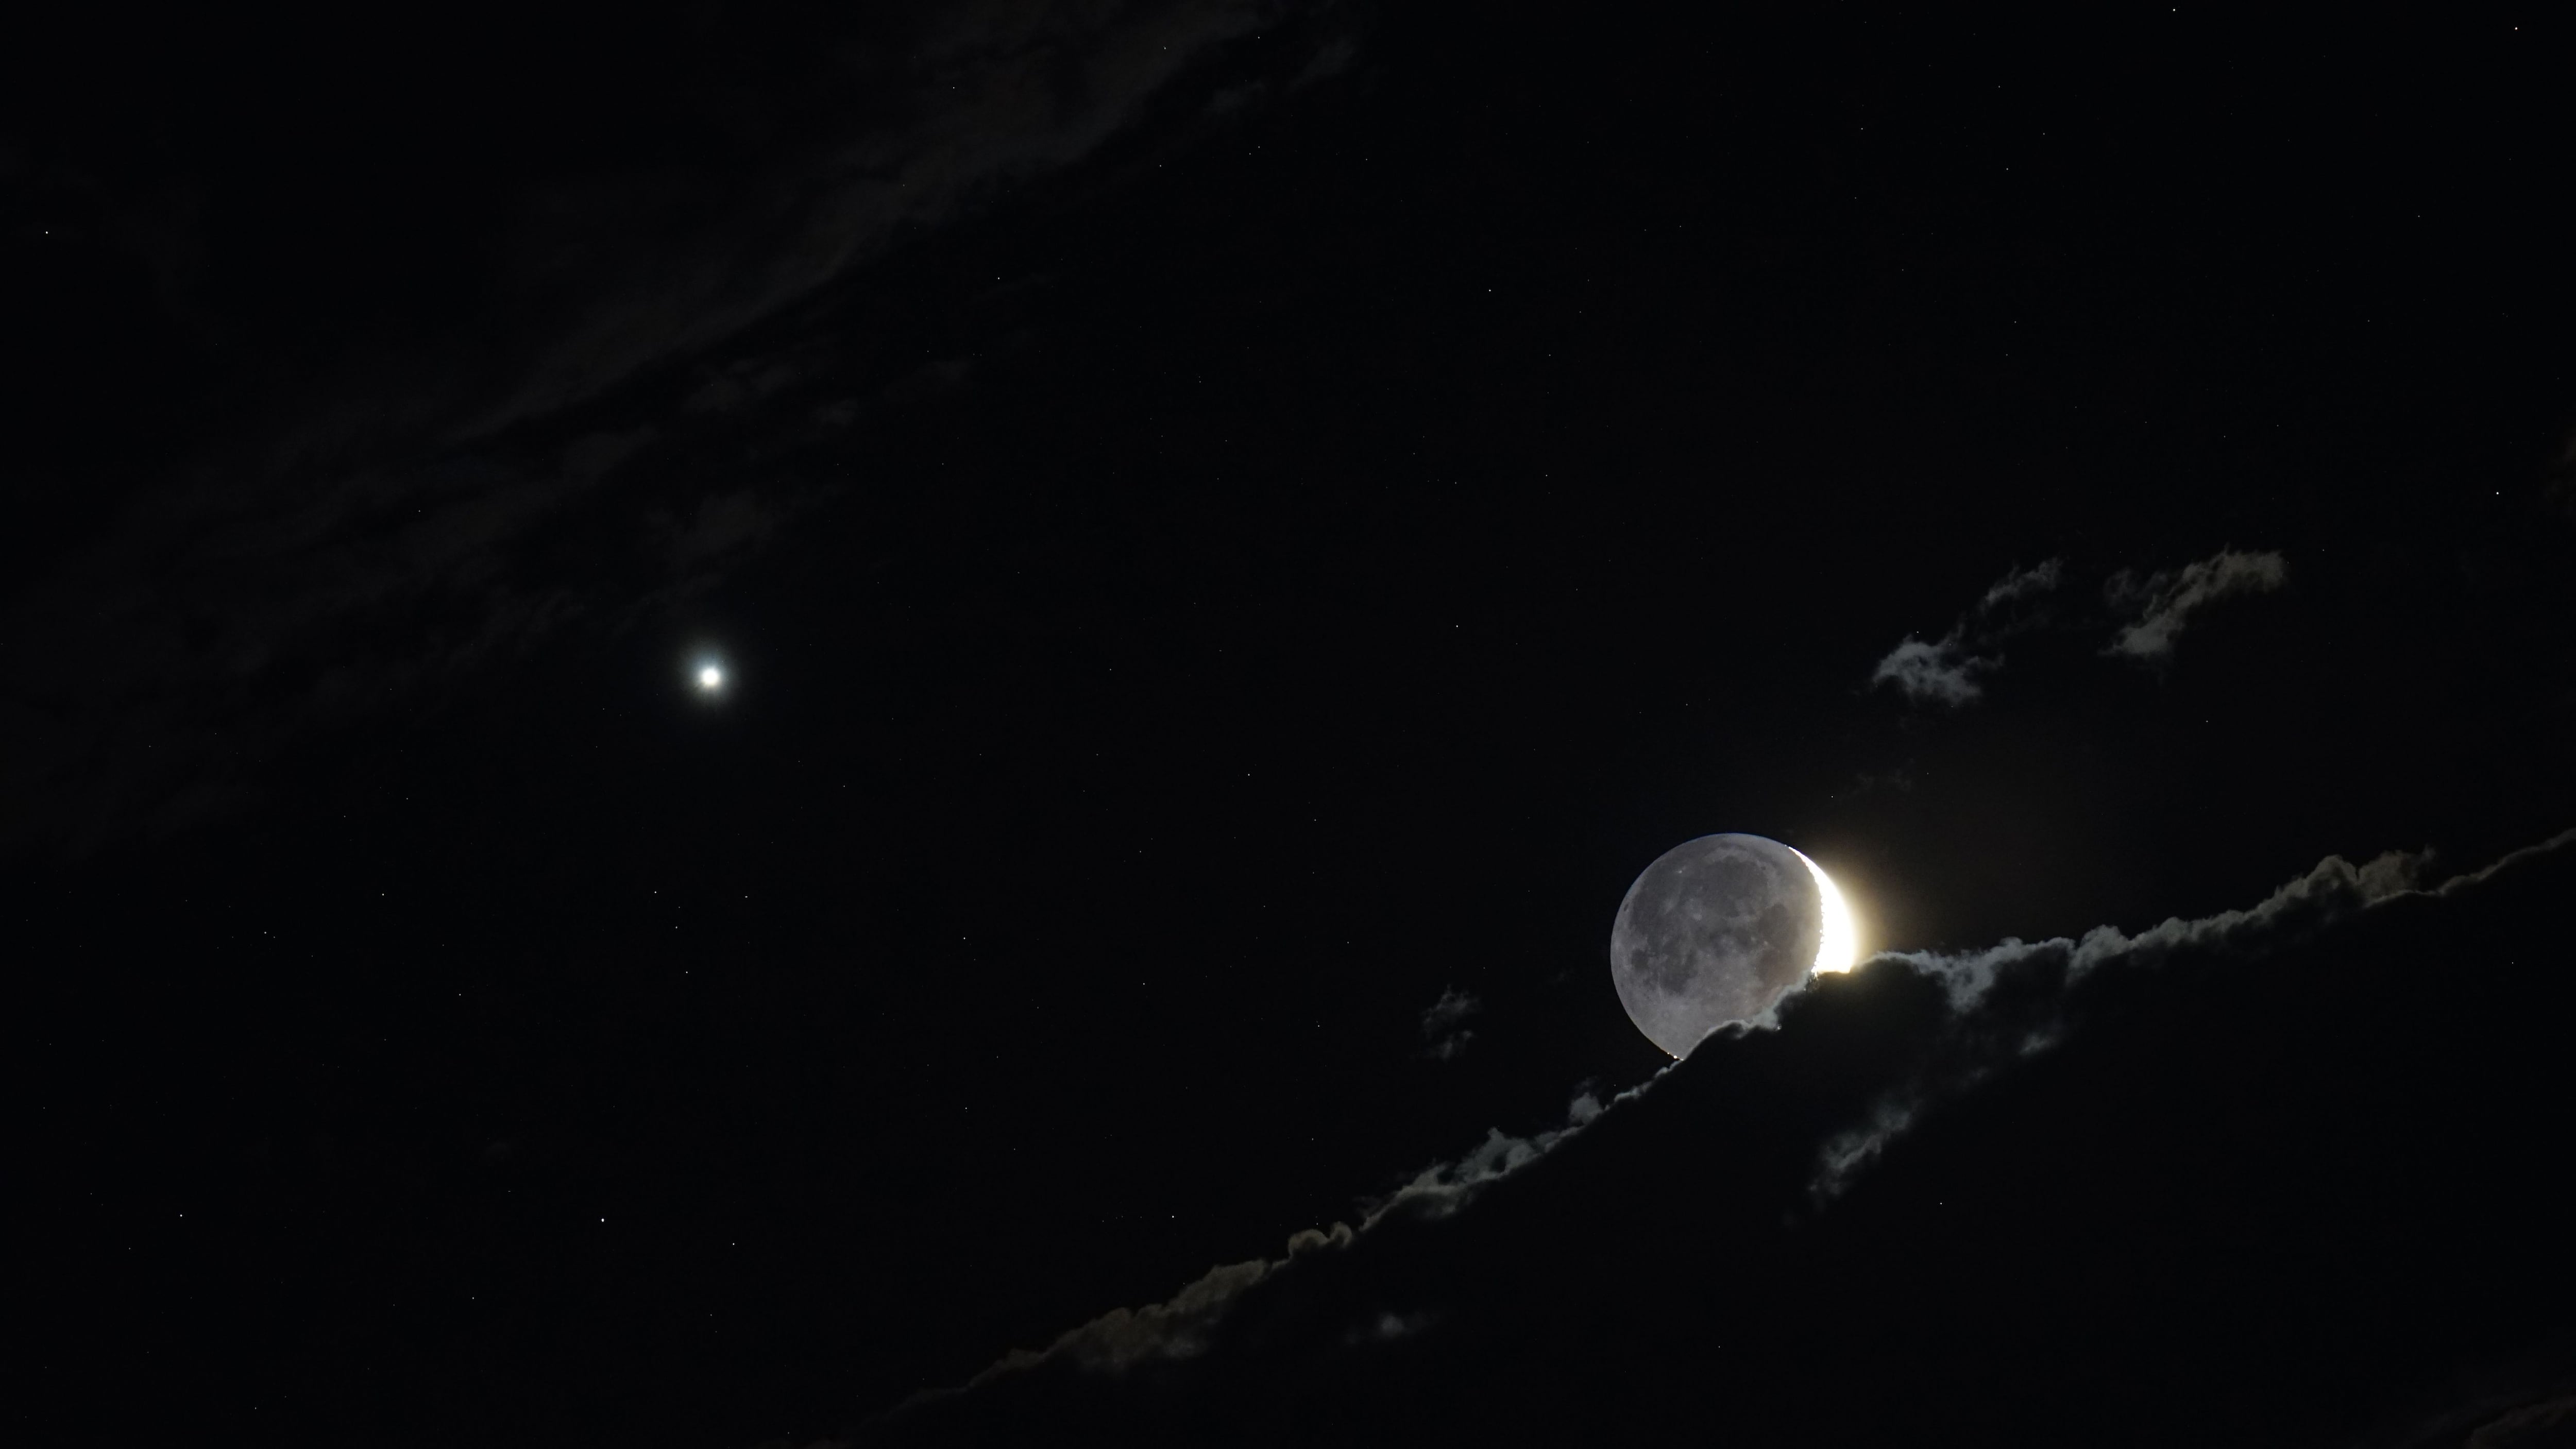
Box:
left=2105, top=549, right=2289, bottom=660
left=1420, top=986, right=1482, bottom=1062
left=1868, top=558, right=2066, bottom=708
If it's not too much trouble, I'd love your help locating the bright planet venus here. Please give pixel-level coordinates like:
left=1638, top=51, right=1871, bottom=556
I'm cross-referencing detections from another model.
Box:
left=1611, top=833, right=1859, bottom=1058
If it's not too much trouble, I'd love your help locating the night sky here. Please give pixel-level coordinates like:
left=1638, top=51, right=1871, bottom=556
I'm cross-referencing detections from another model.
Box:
left=8, top=4, right=2572, bottom=1446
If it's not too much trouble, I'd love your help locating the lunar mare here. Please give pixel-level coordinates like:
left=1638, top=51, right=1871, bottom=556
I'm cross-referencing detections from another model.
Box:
left=1609, top=833, right=1824, bottom=1058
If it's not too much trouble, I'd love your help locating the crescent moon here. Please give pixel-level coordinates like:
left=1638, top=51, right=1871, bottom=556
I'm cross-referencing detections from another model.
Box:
left=1792, top=848, right=1859, bottom=974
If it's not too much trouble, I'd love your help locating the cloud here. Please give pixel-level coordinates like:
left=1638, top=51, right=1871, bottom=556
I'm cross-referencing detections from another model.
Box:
left=1977, top=556, right=2066, bottom=610
left=2464, top=1396, right=2576, bottom=1448
left=1419, top=986, right=1482, bottom=1061
left=73, top=1, right=1330, bottom=479
left=2104, top=548, right=2288, bottom=659
left=1869, top=635, right=1993, bottom=706
left=0, top=4, right=1367, bottom=860
left=1868, top=558, right=2064, bottom=706
left=890, top=1219, right=1360, bottom=1422
left=0, top=425, right=683, bottom=856
left=1870, top=549, right=2293, bottom=704
left=983, top=1256, right=1281, bottom=1375
left=1804, top=827, right=2569, bottom=1202
left=425, top=0, right=1301, bottom=454
left=869, top=827, right=2575, bottom=1442
left=1370, top=1085, right=1609, bottom=1218
left=893, top=1081, right=1621, bottom=1419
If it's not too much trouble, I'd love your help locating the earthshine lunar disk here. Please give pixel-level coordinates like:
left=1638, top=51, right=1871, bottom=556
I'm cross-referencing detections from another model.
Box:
left=1609, top=833, right=1837, bottom=1058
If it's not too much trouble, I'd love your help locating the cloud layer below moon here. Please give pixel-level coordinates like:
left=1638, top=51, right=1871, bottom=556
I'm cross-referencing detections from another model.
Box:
left=859, top=826, right=2575, bottom=1445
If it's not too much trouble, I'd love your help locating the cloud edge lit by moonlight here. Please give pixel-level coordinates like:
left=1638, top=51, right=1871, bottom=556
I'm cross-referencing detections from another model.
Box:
left=870, top=826, right=2576, bottom=1430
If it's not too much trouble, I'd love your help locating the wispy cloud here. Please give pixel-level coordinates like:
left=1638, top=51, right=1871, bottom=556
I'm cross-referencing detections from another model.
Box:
left=2104, top=548, right=2289, bottom=660
left=1419, top=986, right=1482, bottom=1062
left=1978, top=556, right=2066, bottom=610
left=1804, top=827, right=2567, bottom=1202
left=1, top=5, right=1366, bottom=861
left=903, top=1082, right=1620, bottom=1406
left=1869, top=636, right=1995, bottom=707
left=1870, top=548, right=2292, bottom=704
left=1869, top=558, right=2064, bottom=707
left=1369, top=1085, right=1607, bottom=1218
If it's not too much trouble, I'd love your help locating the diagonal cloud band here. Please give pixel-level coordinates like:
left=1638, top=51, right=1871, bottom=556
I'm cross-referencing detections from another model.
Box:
left=875, top=824, right=2574, bottom=1435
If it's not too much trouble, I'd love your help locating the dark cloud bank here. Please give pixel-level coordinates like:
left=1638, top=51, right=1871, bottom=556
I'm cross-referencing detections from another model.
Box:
left=845, top=829, right=2575, bottom=1447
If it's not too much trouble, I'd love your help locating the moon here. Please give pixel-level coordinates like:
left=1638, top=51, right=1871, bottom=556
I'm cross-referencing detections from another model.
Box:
left=1794, top=846, right=1860, bottom=976
left=1610, top=833, right=1852, bottom=1058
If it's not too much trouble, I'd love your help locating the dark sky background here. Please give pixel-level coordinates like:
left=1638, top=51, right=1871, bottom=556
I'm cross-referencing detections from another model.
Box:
left=7, top=3, right=2571, bottom=1446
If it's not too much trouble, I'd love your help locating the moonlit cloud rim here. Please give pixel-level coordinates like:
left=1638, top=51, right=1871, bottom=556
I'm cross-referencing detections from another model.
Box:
left=1793, top=848, right=1859, bottom=974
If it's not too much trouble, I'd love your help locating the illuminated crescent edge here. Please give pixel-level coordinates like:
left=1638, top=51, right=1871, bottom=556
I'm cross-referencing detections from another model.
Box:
left=1791, top=847, right=1859, bottom=975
